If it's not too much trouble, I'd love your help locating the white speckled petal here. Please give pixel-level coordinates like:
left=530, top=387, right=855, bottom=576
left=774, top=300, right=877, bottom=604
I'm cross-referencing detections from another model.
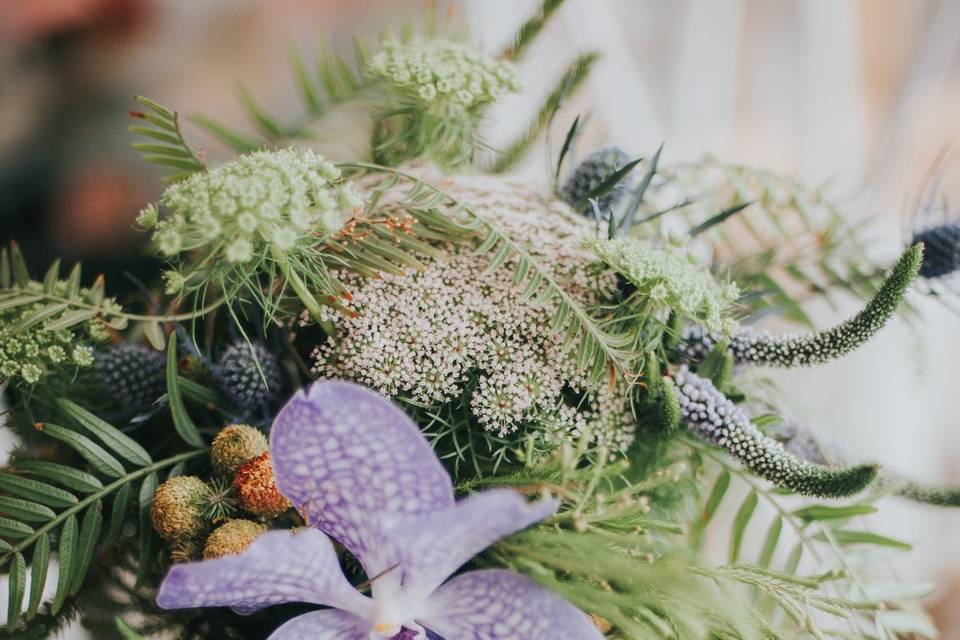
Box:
left=391, top=490, right=559, bottom=599
left=267, top=609, right=370, bottom=640
left=157, top=529, right=371, bottom=617
left=269, top=381, right=454, bottom=575
left=419, top=570, right=603, bottom=640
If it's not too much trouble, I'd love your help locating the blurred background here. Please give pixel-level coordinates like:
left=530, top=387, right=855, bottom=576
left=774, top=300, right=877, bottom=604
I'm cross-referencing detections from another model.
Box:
left=2, top=0, right=959, bottom=636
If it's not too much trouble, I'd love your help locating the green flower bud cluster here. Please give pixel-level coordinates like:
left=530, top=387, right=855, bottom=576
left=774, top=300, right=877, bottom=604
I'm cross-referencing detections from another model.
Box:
left=368, top=40, right=519, bottom=109
left=139, top=148, right=361, bottom=293
left=587, top=237, right=739, bottom=333
left=0, top=281, right=112, bottom=385
left=679, top=244, right=923, bottom=368
left=673, top=366, right=878, bottom=498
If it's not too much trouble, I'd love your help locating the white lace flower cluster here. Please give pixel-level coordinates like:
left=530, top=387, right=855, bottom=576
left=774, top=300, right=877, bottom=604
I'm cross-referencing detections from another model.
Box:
left=312, top=176, right=634, bottom=452
left=139, top=148, right=361, bottom=289
left=587, top=237, right=739, bottom=333
left=368, top=40, right=520, bottom=108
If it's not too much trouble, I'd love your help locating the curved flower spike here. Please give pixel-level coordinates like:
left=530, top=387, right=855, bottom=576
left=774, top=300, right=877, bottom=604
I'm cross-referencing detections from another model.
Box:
left=681, top=244, right=923, bottom=368
left=673, top=367, right=878, bottom=498
left=158, top=381, right=602, bottom=640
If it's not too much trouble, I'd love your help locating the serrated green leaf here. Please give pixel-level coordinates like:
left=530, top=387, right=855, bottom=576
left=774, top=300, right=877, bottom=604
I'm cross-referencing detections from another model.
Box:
left=6, top=551, right=25, bottom=631
left=691, top=470, right=730, bottom=547
left=189, top=115, right=261, bottom=153
left=70, top=501, right=103, bottom=595
left=793, top=504, right=877, bottom=522
left=127, top=125, right=180, bottom=145
left=51, top=514, right=78, bottom=614
left=757, top=516, right=782, bottom=568
left=0, top=473, right=77, bottom=509
left=44, top=308, right=98, bottom=331
left=17, top=302, right=69, bottom=331
left=57, top=398, right=152, bottom=466
left=25, top=532, right=50, bottom=620
left=42, top=259, right=60, bottom=293
left=730, top=490, right=758, bottom=563
left=135, top=474, right=159, bottom=588
left=554, top=114, right=581, bottom=181
left=236, top=83, right=285, bottom=139
left=105, top=483, right=131, bottom=549
left=134, top=95, right=175, bottom=119
left=141, top=155, right=203, bottom=171
left=13, top=461, right=103, bottom=494
left=166, top=334, right=205, bottom=447
left=10, top=242, right=29, bottom=288
left=0, top=496, right=56, bottom=523
left=819, top=530, right=912, bottom=550
left=65, top=263, right=81, bottom=297
left=39, top=423, right=126, bottom=478
left=581, top=158, right=643, bottom=206
left=0, top=517, right=34, bottom=539
left=0, top=247, right=10, bottom=288
left=130, top=143, right=195, bottom=158
left=289, top=44, right=321, bottom=114
left=783, top=542, right=803, bottom=574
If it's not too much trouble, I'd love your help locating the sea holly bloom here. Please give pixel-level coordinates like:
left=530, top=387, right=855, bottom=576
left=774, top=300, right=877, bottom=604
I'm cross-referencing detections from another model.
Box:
left=157, top=381, right=602, bottom=640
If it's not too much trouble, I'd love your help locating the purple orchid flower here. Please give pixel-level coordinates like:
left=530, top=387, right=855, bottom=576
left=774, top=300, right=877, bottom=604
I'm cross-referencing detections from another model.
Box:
left=157, top=381, right=603, bottom=640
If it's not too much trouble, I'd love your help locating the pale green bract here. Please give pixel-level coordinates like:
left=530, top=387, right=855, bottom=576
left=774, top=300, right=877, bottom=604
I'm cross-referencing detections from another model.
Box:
left=141, top=148, right=360, bottom=266
left=587, top=237, right=739, bottom=333
left=368, top=40, right=520, bottom=108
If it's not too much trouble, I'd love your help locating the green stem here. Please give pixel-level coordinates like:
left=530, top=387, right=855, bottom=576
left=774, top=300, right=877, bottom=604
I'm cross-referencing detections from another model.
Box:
left=271, top=249, right=335, bottom=337
left=0, top=449, right=207, bottom=567
left=0, top=291, right=225, bottom=323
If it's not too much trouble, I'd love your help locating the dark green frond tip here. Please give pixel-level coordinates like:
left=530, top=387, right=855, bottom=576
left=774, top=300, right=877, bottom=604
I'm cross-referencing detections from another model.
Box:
left=675, top=367, right=876, bottom=498
left=682, top=244, right=923, bottom=368
left=888, top=474, right=960, bottom=507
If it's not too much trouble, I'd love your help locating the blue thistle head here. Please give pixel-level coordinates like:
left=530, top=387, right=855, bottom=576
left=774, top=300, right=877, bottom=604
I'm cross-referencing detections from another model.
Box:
left=214, top=341, right=285, bottom=414
left=911, top=222, right=960, bottom=279
left=96, top=343, right=167, bottom=413
left=562, top=146, right=633, bottom=216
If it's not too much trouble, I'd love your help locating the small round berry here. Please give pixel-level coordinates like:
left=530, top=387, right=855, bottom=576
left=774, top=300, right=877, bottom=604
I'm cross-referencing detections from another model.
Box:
left=150, top=476, right=210, bottom=542
left=233, top=452, right=291, bottom=519
left=210, top=424, right=269, bottom=477
left=202, top=519, right=268, bottom=559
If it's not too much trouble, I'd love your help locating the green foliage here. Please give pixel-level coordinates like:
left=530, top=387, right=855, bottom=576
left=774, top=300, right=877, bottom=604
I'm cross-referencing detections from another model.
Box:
left=0, top=245, right=124, bottom=387
left=129, top=96, right=206, bottom=183
left=0, top=411, right=205, bottom=632
left=489, top=52, right=599, bottom=174
left=499, top=0, right=567, bottom=60
left=648, top=158, right=910, bottom=327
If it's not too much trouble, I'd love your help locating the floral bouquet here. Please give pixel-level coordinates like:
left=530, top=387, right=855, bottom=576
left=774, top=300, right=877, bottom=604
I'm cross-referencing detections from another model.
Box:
left=1, top=3, right=958, bottom=639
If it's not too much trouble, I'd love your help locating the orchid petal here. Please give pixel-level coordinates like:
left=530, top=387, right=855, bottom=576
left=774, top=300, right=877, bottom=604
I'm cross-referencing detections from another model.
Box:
left=270, top=381, right=453, bottom=576
left=390, top=490, right=559, bottom=599
left=267, top=609, right=370, bottom=640
left=157, top=529, right=370, bottom=617
left=419, top=569, right=603, bottom=640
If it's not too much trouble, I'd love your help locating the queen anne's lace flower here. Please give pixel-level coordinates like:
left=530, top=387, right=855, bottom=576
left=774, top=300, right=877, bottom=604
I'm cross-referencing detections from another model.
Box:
left=313, top=176, right=635, bottom=451
left=147, top=148, right=359, bottom=264
left=587, top=237, right=740, bottom=333
left=158, top=381, right=602, bottom=640
left=368, top=41, right=519, bottom=110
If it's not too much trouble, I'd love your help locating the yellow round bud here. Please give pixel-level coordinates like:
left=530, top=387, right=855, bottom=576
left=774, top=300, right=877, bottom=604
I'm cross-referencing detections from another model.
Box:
left=150, top=476, right=210, bottom=542
left=202, top=519, right=267, bottom=559
left=211, top=424, right=269, bottom=476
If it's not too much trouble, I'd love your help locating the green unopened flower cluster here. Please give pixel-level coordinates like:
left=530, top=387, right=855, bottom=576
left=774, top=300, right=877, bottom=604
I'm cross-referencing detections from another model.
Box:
left=140, top=148, right=360, bottom=293
left=367, top=40, right=519, bottom=168
left=587, top=237, right=739, bottom=333
left=681, top=244, right=923, bottom=368
left=0, top=284, right=111, bottom=385
left=673, top=366, right=878, bottom=498
left=368, top=40, right=519, bottom=108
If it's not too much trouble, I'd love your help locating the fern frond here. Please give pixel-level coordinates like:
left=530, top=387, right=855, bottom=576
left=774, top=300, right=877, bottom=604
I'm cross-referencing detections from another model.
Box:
left=489, top=52, right=598, bottom=174
left=128, top=96, right=205, bottom=183
left=0, top=412, right=205, bottom=630
left=338, top=162, right=638, bottom=386
left=500, top=0, right=568, bottom=60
